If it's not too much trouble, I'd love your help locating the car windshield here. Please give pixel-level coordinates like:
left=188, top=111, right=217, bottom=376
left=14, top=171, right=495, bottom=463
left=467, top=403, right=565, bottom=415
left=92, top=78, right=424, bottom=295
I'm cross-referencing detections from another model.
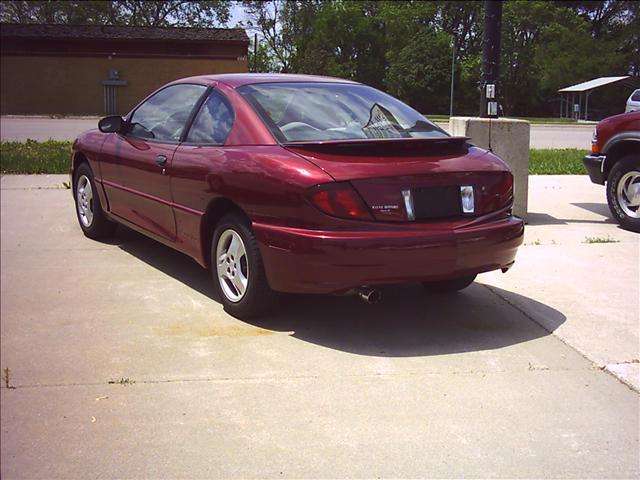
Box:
left=237, top=82, right=448, bottom=142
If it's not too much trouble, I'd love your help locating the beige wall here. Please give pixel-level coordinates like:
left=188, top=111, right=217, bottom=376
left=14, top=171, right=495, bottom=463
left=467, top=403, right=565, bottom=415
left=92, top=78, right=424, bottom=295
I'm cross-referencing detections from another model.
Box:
left=0, top=55, right=248, bottom=116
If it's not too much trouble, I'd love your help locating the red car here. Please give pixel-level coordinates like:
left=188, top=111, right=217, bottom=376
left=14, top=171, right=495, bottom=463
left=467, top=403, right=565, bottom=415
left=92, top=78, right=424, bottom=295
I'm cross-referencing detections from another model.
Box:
left=71, top=74, right=523, bottom=318
left=583, top=111, right=640, bottom=232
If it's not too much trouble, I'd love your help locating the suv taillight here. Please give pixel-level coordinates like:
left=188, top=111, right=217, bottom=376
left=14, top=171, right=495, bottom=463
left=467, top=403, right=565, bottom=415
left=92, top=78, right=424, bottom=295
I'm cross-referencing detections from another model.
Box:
left=306, top=182, right=373, bottom=221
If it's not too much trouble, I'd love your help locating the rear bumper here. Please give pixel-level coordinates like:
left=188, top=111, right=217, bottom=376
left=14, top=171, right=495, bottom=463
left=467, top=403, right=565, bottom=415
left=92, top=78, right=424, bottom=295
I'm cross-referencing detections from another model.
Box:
left=583, top=154, right=606, bottom=185
left=253, top=214, right=524, bottom=294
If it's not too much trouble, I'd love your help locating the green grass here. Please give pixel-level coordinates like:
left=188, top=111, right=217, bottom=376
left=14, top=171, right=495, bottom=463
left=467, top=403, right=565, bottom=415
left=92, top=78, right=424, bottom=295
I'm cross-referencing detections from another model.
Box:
left=426, top=114, right=451, bottom=122
left=1, top=139, right=72, bottom=174
left=1, top=141, right=586, bottom=176
left=516, top=116, right=580, bottom=124
left=529, top=149, right=584, bottom=174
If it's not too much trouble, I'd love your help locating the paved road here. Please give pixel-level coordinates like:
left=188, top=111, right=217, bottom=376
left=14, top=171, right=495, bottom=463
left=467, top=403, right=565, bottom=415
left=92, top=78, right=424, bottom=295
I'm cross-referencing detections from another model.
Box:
left=527, top=124, right=594, bottom=149
left=1, top=174, right=637, bottom=478
left=0, top=116, right=101, bottom=143
left=0, top=116, right=593, bottom=149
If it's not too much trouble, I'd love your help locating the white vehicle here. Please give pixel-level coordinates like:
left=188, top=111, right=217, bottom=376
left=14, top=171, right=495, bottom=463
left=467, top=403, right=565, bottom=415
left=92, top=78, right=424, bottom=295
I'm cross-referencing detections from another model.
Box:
left=626, top=89, right=640, bottom=112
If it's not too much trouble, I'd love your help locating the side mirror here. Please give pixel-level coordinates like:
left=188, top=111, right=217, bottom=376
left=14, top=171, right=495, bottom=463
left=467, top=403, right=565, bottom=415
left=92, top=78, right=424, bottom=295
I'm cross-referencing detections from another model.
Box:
left=98, top=115, right=125, bottom=133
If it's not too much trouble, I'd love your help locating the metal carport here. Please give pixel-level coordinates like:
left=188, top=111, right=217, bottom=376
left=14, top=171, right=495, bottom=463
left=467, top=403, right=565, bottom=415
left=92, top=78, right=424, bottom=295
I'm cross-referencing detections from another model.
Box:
left=558, top=76, right=629, bottom=120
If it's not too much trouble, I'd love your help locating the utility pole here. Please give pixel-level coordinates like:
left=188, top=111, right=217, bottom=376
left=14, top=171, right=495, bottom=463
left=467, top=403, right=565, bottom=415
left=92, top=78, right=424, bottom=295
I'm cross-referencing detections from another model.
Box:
left=479, top=0, right=502, bottom=118
left=254, top=33, right=258, bottom=73
left=449, top=34, right=456, bottom=118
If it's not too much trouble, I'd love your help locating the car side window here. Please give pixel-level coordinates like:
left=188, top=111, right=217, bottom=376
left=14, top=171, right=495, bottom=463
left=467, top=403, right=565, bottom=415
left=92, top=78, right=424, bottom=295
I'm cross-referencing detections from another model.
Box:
left=185, top=91, right=234, bottom=145
left=632, top=90, right=640, bottom=102
left=128, top=84, right=207, bottom=142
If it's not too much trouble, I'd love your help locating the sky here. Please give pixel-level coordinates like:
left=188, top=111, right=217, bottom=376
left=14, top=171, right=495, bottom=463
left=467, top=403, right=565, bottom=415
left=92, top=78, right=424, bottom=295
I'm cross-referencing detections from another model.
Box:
left=228, top=2, right=250, bottom=28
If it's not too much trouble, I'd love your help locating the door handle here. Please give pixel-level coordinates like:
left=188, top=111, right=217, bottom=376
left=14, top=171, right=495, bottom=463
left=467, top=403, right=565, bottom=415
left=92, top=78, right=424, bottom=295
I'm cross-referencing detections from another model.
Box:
left=155, top=155, right=168, bottom=167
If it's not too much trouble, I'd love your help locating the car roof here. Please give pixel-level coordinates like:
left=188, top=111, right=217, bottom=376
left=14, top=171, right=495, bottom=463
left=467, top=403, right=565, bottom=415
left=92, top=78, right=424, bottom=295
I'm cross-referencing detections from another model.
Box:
left=173, top=73, right=360, bottom=88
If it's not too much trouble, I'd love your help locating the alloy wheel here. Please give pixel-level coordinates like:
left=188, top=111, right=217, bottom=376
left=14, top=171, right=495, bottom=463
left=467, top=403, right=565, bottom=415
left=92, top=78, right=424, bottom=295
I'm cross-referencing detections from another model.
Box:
left=616, top=171, right=640, bottom=218
left=76, top=175, right=94, bottom=227
left=216, top=229, right=249, bottom=302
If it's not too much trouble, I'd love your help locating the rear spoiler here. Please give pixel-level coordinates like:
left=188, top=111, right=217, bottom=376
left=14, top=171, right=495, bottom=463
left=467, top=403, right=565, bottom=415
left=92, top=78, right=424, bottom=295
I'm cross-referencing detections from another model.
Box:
left=283, top=136, right=471, bottom=155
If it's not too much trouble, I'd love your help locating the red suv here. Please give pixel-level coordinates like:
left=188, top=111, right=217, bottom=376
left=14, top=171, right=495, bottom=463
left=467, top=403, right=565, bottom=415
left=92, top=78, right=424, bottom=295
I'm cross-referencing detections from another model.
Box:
left=583, top=111, right=640, bottom=232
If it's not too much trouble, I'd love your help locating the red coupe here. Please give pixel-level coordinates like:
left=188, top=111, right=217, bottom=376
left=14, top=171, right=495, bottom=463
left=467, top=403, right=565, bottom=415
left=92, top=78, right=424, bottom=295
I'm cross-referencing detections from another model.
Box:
left=71, top=74, right=523, bottom=318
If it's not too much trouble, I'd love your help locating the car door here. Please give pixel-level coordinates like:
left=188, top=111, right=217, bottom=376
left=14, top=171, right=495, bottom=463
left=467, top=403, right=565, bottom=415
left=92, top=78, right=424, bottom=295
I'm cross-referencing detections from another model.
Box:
left=107, top=83, right=208, bottom=240
left=170, top=89, right=235, bottom=261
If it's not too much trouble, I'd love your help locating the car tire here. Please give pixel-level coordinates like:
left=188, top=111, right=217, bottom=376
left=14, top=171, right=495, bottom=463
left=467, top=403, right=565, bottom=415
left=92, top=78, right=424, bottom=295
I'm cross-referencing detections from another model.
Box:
left=73, top=163, right=117, bottom=239
left=606, top=155, right=640, bottom=233
left=211, top=213, right=278, bottom=319
left=422, top=274, right=477, bottom=292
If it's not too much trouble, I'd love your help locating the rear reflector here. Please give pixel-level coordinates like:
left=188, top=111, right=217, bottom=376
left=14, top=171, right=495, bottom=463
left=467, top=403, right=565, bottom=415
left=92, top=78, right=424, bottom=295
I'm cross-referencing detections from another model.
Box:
left=307, top=182, right=373, bottom=221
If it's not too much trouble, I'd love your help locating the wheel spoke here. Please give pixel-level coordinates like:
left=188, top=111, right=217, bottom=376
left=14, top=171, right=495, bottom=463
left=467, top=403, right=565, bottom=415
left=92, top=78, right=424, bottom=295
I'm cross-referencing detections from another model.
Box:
left=227, top=235, right=241, bottom=259
left=625, top=179, right=640, bottom=207
left=216, top=260, right=227, bottom=278
left=85, top=182, right=93, bottom=202
left=85, top=206, right=93, bottom=224
left=231, top=270, right=247, bottom=296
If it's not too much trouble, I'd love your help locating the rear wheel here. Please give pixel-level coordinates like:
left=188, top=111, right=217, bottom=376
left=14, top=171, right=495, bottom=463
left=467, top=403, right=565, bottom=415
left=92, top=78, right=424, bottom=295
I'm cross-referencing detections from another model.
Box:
left=73, top=163, right=117, bottom=239
left=606, top=155, right=640, bottom=233
left=422, top=274, right=477, bottom=292
left=211, top=213, right=278, bottom=318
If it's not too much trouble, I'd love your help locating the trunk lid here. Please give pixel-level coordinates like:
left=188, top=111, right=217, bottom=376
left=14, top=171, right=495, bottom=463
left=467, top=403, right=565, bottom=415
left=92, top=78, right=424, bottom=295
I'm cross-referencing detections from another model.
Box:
left=285, top=138, right=513, bottom=222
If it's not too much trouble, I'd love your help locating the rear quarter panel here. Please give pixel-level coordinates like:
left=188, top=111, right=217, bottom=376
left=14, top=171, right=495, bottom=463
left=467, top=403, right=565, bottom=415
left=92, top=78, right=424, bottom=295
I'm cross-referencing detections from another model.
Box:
left=169, top=145, right=334, bottom=264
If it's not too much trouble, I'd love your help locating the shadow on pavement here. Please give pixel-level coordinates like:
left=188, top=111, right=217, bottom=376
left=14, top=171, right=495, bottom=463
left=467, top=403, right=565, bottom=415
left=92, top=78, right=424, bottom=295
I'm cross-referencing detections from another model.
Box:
left=571, top=202, right=615, bottom=222
left=116, top=225, right=566, bottom=357
left=527, top=206, right=615, bottom=226
left=526, top=212, right=568, bottom=225
left=252, top=285, right=566, bottom=357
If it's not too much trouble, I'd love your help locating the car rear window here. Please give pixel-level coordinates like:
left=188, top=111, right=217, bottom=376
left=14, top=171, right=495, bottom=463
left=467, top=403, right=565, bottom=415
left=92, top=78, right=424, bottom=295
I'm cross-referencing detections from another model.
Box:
left=631, top=90, right=640, bottom=102
left=237, top=82, right=448, bottom=143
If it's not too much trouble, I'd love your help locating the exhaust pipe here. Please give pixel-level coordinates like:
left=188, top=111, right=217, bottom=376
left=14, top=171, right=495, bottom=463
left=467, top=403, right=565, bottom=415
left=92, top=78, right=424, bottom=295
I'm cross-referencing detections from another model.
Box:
left=356, top=287, right=382, bottom=304
left=501, top=261, right=515, bottom=273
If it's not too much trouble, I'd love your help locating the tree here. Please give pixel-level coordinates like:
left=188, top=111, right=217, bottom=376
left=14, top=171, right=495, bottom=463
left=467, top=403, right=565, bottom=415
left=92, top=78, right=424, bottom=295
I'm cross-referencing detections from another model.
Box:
left=241, top=0, right=295, bottom=72
left=384, top=29, right=453, bottom=113
left=0, top=1, right=230, bottom=27
left=182, top=0, right=640, bottom=117
left=248, top=35, right=279, bottom=73
left=289, top=1, right=386, bottom=88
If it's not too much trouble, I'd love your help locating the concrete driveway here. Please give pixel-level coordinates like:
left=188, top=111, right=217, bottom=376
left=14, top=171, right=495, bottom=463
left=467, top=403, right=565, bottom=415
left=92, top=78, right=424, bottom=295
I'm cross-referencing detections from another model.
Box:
left=1, top=116, right=593, bottom=149
left=1, top=174, right=638, bottom=478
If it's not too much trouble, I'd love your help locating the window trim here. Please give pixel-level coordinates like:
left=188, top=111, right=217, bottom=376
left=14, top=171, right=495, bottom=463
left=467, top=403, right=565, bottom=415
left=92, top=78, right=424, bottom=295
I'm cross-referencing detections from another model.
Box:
left=123, top=82, right=210, bottom=145
left=179, top=88, right=236, bottom=147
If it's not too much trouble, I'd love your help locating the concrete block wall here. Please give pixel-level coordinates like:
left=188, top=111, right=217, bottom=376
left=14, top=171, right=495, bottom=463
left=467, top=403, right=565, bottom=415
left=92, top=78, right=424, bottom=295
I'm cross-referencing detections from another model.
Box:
left=449, top=117, right=530, bottom=220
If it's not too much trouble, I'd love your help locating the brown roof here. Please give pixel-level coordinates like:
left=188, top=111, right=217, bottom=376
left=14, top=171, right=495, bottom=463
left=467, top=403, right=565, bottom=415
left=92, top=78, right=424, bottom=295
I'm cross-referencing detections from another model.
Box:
left=0, top=23, right=249, bottom=43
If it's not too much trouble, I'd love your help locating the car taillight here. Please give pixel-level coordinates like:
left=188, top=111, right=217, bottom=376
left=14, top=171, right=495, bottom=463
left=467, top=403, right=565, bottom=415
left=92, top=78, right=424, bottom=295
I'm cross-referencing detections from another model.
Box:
left=591, top=129, right=600, bottom=154
left=482, top=172, right=514, bottom=214
left=502, top=172, right=514, bottom=209
left=306, top=182, right=373, bottom=221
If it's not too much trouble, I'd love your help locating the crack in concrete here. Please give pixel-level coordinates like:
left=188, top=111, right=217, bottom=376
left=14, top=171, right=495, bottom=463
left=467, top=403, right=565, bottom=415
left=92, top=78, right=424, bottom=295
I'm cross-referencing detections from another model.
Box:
left=482, top=283, right=639, bottom=393
left=0, top=367, right=587, bottom=390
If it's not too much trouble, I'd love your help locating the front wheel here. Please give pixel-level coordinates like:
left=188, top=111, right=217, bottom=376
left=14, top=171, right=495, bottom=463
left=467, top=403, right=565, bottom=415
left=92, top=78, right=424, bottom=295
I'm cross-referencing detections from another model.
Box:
left=211, top=213, right=278, bottom=318
left=73, top=163, right=117, bottom=239
left=422, top=274, right=477, bottom=292
left=606, top=155, right=640, bottom=233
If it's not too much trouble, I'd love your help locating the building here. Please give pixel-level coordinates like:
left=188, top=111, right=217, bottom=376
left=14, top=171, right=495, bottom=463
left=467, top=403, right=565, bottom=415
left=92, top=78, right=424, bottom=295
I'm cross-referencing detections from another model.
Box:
left=0, top=23, right=249, bottom=116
